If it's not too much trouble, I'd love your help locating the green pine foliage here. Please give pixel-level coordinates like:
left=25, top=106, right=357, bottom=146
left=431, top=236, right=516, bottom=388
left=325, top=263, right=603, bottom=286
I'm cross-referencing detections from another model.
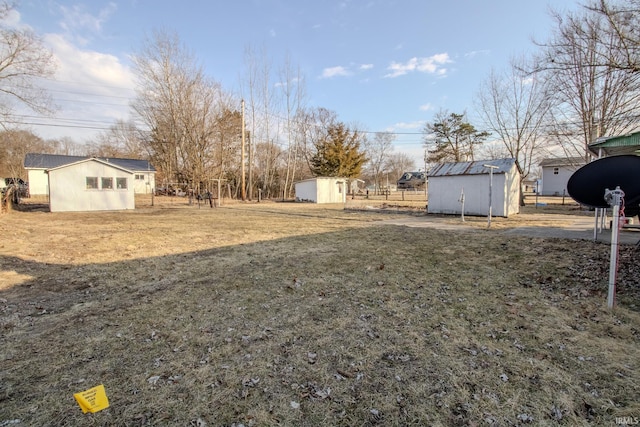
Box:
left=309, top=122, right=367, bottom=178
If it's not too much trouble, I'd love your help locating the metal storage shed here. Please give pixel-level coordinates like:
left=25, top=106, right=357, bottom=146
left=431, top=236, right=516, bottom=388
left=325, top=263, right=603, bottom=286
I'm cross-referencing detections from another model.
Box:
left=294, top=177, right=347, bottom=204
left=427, top=158, right=520, bottom=217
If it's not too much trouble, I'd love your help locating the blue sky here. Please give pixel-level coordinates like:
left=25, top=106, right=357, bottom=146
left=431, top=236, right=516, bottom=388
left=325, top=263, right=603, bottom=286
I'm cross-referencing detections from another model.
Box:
left=13, top=0, right=582, bottom=165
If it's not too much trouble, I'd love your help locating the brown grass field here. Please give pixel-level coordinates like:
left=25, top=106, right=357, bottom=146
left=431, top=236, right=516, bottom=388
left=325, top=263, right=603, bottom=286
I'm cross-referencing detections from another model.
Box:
left=1, top=196, right=639, bottom=426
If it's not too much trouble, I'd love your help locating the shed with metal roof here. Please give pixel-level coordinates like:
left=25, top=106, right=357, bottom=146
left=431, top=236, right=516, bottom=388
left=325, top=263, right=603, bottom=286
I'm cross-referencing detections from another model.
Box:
left=427, top=158, right=520, bottom=217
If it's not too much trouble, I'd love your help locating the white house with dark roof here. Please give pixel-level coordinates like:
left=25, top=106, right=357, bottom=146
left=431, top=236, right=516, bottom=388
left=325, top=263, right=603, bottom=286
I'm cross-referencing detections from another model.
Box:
left=427, top=158, right=520, bottom=217
left=24, top=153, right=156, bottom=197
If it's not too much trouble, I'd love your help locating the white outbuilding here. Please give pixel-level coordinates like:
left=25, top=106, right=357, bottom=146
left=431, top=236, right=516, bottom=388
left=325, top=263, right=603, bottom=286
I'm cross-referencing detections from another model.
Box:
left=47, top=158, right=136, bottom=212
left=24, top=153, right=156, bottom=197
left=294, top=177, right=348, bottom=204
left=427, top=158, right=520, bottom=217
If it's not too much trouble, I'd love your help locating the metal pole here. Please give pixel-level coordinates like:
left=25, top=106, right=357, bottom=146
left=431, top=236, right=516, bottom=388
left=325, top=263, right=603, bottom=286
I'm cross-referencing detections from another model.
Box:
left=608, top=203, right=620, bottom=309
left=241, top=99, right=246, bottom=201
left=604, top=186, right=624, bottom=309
left=483, top=164, right=498, bottom=228
left=459, top=188, right=465, bottom=222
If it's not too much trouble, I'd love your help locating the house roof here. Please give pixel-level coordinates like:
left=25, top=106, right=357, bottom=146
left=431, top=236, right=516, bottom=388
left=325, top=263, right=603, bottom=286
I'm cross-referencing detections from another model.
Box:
left=24, top=153, right=156, bottom=172
left=539, top=157, right=585, bottom=168
left=589, top=131, right=640, bottom=156
left=47, top=157, right=135, bottom=174
left=428, top=158, right=515, bottom=177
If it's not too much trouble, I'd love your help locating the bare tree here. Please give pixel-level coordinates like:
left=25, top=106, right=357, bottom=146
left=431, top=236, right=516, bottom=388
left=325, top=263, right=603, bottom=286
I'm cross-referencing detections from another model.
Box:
left=131, top=29, right=235, bottom=193
left=0, top=128, right=47, bottom=178
left=279, top=54, right=306, bottom=199
left=532, top=5, right=640, bottom=160
left=364, top=132, right=395, bottom=194
left=475, top=58, right=552, bottom=204
left=88, top=120, right=147, bottom=159
left=586, top=0, right=640, bottom=72
left=0, top=1, right=56, bottom=127
left=385, top=152, right=416, bottom=184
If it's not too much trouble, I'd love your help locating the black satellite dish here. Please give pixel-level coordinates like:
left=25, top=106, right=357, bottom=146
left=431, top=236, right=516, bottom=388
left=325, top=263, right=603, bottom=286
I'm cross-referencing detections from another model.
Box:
left=567, top=155, right=640, bottom=215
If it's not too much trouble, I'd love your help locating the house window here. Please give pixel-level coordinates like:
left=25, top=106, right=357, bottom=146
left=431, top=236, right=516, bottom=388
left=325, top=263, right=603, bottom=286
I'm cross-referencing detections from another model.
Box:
left=553, top=167, right=559, bottom=175
left=135, top=174, right=144, bottom=180
left=116, top=177, right=128, bottom=189
left=86, top=177, right=98, bottom=189
left=102, top=177, right=113, bottom=189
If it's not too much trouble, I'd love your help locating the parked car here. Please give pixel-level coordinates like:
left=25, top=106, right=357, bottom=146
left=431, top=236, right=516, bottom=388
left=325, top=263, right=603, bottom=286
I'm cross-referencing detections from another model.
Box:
left=3, top=177, right=29, bottom=197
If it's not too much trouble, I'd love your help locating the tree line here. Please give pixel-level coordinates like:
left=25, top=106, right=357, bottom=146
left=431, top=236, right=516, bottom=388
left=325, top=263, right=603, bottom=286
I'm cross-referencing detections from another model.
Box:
left=2, top=1, right=640, bottom=199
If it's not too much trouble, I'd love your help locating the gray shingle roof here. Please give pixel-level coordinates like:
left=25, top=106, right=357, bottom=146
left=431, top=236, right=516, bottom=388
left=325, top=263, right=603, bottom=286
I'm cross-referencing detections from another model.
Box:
left=24, top=153, right=155, bottom=172
left=539, top=157, right=585, bottom=168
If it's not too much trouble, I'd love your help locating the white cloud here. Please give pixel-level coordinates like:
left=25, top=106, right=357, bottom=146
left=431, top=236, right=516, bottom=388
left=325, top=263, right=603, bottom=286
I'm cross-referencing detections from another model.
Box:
left=45, top=34, right=134, bottom=90
left=57, top=2, right=118, bottom=45
left=320, top=66, right=351, bottom=79
left=360, top=63, right=374, bottom=70
left=385, top=53, right=452, bottom=78
left=3, top=7, right=22, bottom=28
left=464, top=49, right=491, bottom=59
left=419, top=103, right=433, bottom=111
left=269, top=29, right=276, bottom=37
left=387, top=121, right=425, bottom=131
left=21, top=33, right=138, bottom=141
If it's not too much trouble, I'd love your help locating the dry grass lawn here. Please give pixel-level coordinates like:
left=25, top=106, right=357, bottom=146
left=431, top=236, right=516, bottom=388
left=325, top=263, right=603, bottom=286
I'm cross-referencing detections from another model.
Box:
left=1, top=198, right=639, bottom=426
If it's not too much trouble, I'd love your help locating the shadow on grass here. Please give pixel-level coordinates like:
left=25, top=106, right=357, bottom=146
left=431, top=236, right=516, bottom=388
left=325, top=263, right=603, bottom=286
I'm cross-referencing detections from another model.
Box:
left=1, top=226, right=639, bottom=426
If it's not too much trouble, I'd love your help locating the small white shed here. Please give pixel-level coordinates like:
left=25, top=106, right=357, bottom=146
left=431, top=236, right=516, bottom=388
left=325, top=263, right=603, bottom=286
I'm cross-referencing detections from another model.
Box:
left=294, top=177, right=347, bottom=204
left=427, top=158, right=520, bottom=217
left=48, top=158, right=135, bottom=212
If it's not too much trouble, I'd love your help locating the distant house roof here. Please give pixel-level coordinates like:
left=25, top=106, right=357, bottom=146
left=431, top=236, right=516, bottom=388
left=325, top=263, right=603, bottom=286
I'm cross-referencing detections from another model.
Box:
left=539, top=157, right=585, bottom=168
left=24, top=153, right=156, bottom=172
left=428, top=158, right=515, bottom=177
left=589, top=131, right=640, bottom=157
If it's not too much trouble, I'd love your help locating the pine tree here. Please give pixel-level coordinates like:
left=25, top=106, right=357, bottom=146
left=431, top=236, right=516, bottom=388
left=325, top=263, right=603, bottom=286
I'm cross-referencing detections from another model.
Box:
left=309, top=122, right=367, bottom=177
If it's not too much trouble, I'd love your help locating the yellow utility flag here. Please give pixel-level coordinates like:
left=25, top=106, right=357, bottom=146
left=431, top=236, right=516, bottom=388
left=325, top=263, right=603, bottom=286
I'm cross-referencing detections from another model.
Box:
left=74, top=384, right=110, bottom=413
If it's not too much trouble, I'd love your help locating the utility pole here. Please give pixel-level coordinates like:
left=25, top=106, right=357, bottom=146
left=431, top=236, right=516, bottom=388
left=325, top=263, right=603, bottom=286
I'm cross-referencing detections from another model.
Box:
left=241, top=99, right=246, bottom=201
left=247, top=131, right=252, bottom=201
left=423, top=149, right=428, bottom=201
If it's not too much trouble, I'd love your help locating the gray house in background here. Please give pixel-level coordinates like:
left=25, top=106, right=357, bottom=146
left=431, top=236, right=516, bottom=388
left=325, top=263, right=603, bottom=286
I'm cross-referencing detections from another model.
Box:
left=539, top=157, right=585, bottom=196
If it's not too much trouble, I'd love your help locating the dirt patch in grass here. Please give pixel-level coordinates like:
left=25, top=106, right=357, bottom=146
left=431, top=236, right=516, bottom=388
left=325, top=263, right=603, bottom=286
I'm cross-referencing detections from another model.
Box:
left=0, top=201, right=639, bottom=426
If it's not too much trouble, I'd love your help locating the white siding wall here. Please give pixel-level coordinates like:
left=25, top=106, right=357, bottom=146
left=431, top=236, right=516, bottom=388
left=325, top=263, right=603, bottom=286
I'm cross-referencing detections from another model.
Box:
left=295, top=178, right=346, bottom=204
left=540, top=166, right=575, bottom=196
left=48, top=161, right=134, bottom=212
left=295, top=180, right=318, bottom=202
left=428, top=168, right=519, bottom=217
left=132, top=172, right=156, bottom=194
left=27, top=169, right=49, bottom=196
left=316, top=178, right=346, bottom=204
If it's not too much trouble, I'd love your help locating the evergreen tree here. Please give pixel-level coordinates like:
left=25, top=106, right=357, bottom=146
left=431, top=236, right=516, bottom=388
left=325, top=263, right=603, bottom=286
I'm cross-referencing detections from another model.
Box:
left=309, top=122, right=367, bottom=177
left=423, top=111, right=489, bottom=163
